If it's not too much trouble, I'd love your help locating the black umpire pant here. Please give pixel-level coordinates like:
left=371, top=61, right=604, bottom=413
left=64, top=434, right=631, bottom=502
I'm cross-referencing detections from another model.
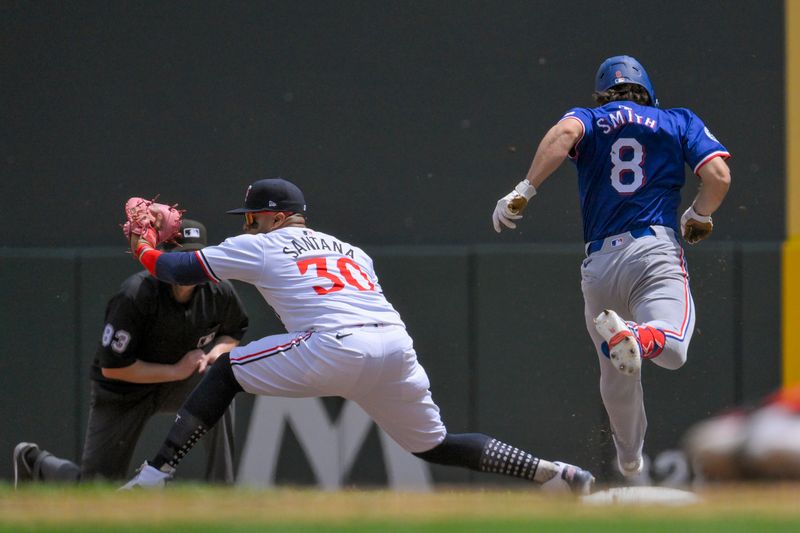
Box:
left=75, top=374, right=235, bottom=482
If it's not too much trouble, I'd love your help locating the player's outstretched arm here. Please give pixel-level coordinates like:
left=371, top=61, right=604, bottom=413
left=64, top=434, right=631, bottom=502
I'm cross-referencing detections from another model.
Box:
left=682, top=157, right=731, bottom=244
left=492, top=119, right=582, bottom=233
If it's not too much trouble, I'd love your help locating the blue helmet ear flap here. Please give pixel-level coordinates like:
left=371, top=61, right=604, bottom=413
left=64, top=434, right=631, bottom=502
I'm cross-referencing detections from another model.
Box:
left=595, top=55, right=659, bottom=107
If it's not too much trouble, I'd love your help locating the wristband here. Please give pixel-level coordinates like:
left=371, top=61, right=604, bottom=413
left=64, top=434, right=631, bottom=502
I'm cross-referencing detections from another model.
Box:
left=135, top=243, right=161, bottom=275
left=686, top=205, right=712, bottom=222
left=514, top=180, right=537, bottom=200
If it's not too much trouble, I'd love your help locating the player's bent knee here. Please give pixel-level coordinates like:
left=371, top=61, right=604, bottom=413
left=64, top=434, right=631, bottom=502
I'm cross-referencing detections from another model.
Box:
left=652, top=345, right=688, bottom=370
left=181, top=353, right=244, bottom=427
left=206, top=353, right=244, bottom=393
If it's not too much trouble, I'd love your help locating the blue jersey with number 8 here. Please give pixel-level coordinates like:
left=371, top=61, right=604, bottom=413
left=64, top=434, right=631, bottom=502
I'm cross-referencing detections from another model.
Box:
left=561, top=101, right=730, bottom=243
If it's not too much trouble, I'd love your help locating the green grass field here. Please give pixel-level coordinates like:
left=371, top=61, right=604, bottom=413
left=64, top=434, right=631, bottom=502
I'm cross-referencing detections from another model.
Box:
left=1, top=483, right=798, bottom=532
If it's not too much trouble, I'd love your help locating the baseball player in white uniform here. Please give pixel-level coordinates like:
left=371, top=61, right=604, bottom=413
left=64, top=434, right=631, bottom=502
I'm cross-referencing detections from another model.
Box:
left=121, top=178, right=594, bottom=493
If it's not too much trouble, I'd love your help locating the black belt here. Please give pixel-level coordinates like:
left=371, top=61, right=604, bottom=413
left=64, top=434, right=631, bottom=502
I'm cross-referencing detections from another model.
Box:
left=586, top=227, right=656, bottom=256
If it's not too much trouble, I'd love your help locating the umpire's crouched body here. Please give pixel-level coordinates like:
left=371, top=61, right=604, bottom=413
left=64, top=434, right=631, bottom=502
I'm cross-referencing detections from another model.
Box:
left=13, top=219, right=249, bottom=484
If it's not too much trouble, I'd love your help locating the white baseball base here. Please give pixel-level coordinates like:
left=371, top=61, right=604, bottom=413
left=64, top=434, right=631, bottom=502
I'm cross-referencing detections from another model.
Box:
left=581, top=486, right=701, bottom=506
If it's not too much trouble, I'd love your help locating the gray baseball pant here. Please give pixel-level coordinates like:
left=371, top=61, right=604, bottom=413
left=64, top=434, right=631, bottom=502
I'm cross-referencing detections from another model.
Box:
left=580, top=225, right=695, bottom=467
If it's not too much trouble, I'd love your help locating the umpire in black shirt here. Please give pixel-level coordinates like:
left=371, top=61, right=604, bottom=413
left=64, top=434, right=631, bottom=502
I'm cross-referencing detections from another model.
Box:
left=13, top=219, right=249, bottom=484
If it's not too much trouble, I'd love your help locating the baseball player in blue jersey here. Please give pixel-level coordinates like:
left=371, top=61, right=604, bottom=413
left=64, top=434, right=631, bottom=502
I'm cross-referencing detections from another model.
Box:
left=492, top=55, right=731, bottom=480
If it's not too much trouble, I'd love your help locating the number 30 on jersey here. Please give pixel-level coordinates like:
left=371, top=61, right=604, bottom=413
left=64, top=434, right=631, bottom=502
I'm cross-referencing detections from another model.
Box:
left=297, top=257, right=375, bottom=295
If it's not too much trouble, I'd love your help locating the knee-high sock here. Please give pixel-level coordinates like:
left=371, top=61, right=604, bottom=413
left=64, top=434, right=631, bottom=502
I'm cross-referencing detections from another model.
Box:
left=413, top=433, right=558, bottom=483
left=151, top=354, right=243, bottom=471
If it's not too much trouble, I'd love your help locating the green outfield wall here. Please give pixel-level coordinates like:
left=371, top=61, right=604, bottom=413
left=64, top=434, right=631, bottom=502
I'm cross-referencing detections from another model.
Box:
left=0, top=0, right=788, bottom=487
left=0, top=245, right=781, bottom=485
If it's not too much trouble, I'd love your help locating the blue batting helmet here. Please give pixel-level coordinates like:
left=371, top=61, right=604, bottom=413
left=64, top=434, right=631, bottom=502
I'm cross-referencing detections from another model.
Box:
left=594, top=55, right=658, bottom=107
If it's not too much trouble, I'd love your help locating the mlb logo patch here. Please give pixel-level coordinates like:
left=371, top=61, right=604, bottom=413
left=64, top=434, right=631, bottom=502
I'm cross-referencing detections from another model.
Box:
left=611, top=237, right=625, bottom=247
left=184, top=227, right=201, bottom=238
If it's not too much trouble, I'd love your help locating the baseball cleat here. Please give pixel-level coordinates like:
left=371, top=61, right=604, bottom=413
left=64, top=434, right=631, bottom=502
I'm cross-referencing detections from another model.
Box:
left=12, top=442, right=40, bottom=489
left=594, top=310, right=641, bottom=375
left=618, top=455, right=644, bottom=478
left=119, top=461, right=173, bottom=490
left=541, top=461, right=595, bottom=495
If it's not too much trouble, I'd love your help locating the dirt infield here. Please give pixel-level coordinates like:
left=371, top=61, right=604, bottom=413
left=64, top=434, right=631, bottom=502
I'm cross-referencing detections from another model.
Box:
left=1, top=483, right=799, bottom=531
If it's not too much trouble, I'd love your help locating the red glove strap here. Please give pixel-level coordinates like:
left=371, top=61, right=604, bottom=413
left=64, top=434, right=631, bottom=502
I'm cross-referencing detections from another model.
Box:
left=135, top=242, right=161, bottom=276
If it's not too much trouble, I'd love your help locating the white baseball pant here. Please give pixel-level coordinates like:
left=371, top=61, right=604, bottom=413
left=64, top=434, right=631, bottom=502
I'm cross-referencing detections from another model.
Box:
left=229, top=324, right=447, bottom=454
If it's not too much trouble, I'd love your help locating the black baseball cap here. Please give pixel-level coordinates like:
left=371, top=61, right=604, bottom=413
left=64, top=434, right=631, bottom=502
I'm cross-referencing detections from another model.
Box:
left=161, top=219, right=207, bottom=252
left=226, top=178, right=307, bottom=215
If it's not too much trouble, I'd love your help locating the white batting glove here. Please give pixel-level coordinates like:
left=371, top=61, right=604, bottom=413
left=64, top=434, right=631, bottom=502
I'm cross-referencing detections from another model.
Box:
left=680, top=205, right=714, bottom=244
left=492, top=180, right=537, bottom=233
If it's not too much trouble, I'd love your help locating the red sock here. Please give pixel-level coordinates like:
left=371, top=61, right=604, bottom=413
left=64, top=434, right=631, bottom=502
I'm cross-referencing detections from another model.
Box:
left=636, top=325, right=665, bottom=359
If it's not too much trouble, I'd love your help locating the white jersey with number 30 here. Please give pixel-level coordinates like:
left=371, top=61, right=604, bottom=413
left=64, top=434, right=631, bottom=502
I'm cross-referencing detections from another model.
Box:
left=198, top=227, right=404, bottom=332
